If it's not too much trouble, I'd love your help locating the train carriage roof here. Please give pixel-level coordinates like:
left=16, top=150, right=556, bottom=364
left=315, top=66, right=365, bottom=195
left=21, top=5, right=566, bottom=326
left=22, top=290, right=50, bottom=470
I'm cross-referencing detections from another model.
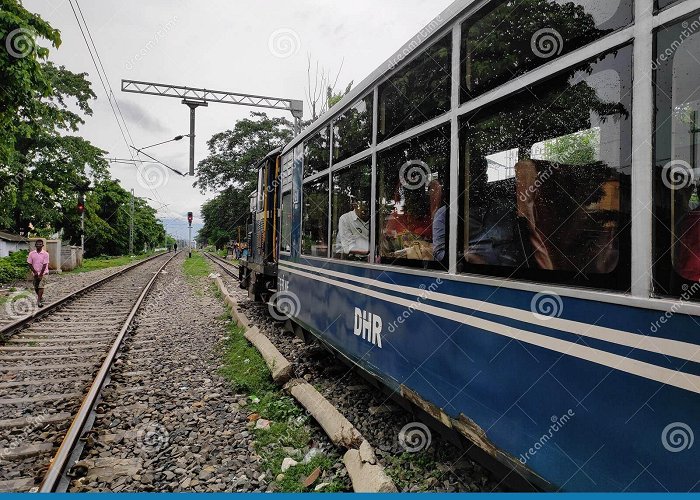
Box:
left=281, top=0, right=472, bottom=156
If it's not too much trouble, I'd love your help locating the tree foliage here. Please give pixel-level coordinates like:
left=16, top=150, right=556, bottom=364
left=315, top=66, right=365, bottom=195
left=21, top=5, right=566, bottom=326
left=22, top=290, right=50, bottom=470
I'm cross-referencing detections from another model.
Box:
left=196, top=112, right=294, bottom=194
left=0, top=0, right=167, bottom=256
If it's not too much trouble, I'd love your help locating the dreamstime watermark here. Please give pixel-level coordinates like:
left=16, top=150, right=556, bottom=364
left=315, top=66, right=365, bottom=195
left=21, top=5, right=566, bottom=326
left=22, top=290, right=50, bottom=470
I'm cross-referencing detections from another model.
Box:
left=268, top=28, right=301, bottom=59
left=399, top=160, right=432, bottom=191
left=518, top=163, right=556, bottom=203
left=661, top=160, right=696, bottom=191
left=4, top=291, right=38, bottom=319
left=519, top=410, right=575, bottom=465
left=649, top=282, right=700, bottom=333
left=5, top=28, right=36, bottom=59
left=0, top=412, right=50, bottom=462
left=652, top=16, right=700, bottom=70
left=387, top=278, right=443, bottom=334
left=268, top=290, right=301, bottom=321
left=2, top=170, right=27, bottom=198
left=398, top=422, right=432, bottom=453
left=135, top=422, right=170, bottom=454
left=388, top=15, right=445, bottom=70
left=136, top=163, right=170, bottom=190
left=661, top=422, right=694, bottom=453
left=124, top=16, right=179, bottom=70
left=531, top=28, right=564, bottom=59
left=530, top=291, right=563, bottom=321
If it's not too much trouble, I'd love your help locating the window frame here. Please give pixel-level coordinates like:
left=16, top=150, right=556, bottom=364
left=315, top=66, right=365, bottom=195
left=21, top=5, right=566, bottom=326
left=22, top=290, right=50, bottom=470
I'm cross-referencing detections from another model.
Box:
left=280, top=0, right=700, bottom=315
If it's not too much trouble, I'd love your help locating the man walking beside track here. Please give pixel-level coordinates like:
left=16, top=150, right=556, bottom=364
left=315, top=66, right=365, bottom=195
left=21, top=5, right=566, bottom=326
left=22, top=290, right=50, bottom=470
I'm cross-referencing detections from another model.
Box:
left=27, top=239, right=49, bottom=308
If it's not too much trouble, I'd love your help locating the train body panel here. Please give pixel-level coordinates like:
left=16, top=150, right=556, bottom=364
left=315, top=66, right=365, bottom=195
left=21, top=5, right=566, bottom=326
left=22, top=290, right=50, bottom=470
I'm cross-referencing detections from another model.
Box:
left=278, top=256, right=700, bottom=492
left=235, top=0, right=700, bottom=491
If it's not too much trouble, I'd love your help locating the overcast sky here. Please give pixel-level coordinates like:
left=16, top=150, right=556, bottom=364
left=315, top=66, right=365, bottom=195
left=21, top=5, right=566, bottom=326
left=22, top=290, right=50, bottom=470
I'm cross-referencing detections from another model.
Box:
left=25, top=0, right=453, bottom=239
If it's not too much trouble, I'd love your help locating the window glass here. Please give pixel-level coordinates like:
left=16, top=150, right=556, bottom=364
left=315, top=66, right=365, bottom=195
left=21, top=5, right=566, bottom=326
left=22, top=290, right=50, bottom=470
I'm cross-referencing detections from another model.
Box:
left=281, top=153, right=293, bottom=191
left=280, top=193, right=292, bottom=253
left=333, top=94, right=373, bottom=164
left=378, top=35, right=452, bottom=141
left=657, top=0, right=681, bottom=9
left=460, top=46, right=633, bottom=290
left=301, top=177, right=329, bottom=257
left=332, top=162, right=372, bottom=262
left=377, top=126, right=450, bottom=270
left=304, top=126, right=330, bottom=178
left=461, top=0, right=633, bottom=102
left=653, top=17, right=700, bottom=298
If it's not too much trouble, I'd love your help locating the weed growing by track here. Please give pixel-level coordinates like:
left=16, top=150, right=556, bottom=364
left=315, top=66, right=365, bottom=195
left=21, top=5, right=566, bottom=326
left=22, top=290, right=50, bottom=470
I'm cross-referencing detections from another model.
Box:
left=183, top=251, right=212, bottom=297
left=218, top=309, right=344, bottom=492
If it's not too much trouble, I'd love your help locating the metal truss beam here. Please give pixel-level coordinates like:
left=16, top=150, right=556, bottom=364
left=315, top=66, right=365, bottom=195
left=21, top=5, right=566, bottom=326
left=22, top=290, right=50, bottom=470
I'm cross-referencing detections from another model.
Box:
left=121, top=79, right=304, bottom=118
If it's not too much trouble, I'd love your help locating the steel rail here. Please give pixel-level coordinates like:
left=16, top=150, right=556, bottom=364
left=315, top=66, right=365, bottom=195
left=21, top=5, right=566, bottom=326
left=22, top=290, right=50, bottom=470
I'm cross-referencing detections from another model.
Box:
left=203, top=252, right=239, bottom=278
left=0, top=252, right=169, bottom=342
left=39, top=251, right=179, bottom=492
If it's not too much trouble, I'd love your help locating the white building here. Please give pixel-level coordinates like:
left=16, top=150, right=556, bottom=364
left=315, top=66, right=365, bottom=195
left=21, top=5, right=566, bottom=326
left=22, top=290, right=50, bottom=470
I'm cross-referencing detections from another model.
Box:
left=0, top=231, right=29, bottom=258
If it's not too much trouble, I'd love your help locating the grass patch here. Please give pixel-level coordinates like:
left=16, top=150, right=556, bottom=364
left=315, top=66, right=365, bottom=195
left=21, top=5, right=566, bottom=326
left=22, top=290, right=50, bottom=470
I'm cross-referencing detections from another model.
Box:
left=221, top=321, right=274, bottom=394
left=72, top=253, right=153, bottom=273
left=219, top=310, right=345, bottom=492
left=182, top=251, right=210, bottom=280
left=0, top=291, right=30, bottom=306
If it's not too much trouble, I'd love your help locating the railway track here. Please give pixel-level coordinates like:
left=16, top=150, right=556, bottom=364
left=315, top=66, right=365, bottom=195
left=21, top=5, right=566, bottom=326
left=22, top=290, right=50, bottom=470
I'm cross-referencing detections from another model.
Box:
left=0, top=252, right=177, bottom=492
left=202, top=252, right=238, bottom=277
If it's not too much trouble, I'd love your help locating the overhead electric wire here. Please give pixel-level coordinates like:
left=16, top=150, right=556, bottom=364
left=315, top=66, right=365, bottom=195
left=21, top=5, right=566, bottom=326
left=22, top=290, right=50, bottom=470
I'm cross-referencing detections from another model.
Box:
left=67, top=0, right=167, bottom=207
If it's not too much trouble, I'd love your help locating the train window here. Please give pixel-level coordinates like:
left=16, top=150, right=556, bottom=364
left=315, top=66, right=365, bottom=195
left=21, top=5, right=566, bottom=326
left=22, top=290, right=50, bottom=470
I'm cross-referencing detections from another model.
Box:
left=280, top=193, right=292, bottom=253
left=653, top=16, right=700, bottom=299
left=459, top=46, right=633, bottom=290
left=331, top=161, right=372, bottom=262
left=376, top=125, right=450, bottom=271
left=304, top=126, right=330, bottom=178
left=461, top=0, right=633, bottom=103
left=378, top=34, right=451, bottom=142
left=333, top=93, right=373, bottom=164
left=656, top=0, right=681, bottom=9
left=301, top=177, right=329, bottom=257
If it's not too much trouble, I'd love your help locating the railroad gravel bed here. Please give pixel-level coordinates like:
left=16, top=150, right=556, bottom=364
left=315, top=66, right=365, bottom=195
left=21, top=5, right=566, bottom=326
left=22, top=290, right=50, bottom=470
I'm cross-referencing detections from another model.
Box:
left=215, top=269, right=502, bottom=493
left=70, top=254, right=347, bottom=492
left=0, top=254, right=174, bottom=491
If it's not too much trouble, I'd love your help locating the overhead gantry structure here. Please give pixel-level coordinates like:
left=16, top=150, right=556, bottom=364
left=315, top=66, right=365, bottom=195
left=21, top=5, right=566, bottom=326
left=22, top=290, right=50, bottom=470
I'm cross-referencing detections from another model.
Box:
left=121, top=79, right=304, bottom=176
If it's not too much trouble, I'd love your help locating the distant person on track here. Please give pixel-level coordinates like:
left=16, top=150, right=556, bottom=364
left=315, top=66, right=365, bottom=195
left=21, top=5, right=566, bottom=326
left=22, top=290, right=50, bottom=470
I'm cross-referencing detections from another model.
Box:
left=27, top=239, right=49, bottom=308
left=174, top=243, right=178, bottom=253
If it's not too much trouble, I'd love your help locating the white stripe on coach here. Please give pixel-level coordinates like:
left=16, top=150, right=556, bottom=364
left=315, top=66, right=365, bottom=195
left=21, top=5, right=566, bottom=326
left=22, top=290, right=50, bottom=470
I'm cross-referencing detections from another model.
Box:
left=280, top=263, right=700, bottom=395
left=280, top=261, right=700, bottom=365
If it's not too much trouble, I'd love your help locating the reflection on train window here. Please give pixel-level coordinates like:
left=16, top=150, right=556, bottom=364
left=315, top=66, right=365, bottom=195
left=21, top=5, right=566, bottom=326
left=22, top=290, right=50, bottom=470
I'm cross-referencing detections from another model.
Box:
left=333, top=94, right=373, bottom=164
left=301, top=178, right=329, bottom=258
left=331, top=162, right=372, bottom=262
left=377, top=126, right=450, bottom=270
left=656, top=0, right=681, bottom=9
left=653, top=17, right=700, bottom=299
left=378, top=35, right=451, bottom=142
left=280, top=193, right=292, bottom=253
left=461, top=0, right=632, bottom=102
left=460, top=46, right=632, bottom=290
left=304, top=126, right=330, bottom=178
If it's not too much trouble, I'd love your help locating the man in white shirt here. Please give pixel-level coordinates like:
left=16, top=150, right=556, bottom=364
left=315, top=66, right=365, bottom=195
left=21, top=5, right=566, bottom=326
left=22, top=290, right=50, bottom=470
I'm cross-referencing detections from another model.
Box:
left=335, top=200, right=370, bottom=257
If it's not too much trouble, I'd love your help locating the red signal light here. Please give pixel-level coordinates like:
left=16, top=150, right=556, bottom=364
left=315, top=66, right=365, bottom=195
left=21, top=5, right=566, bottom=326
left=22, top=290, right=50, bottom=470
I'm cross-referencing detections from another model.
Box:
left=187, top=212, right=193, bottom=224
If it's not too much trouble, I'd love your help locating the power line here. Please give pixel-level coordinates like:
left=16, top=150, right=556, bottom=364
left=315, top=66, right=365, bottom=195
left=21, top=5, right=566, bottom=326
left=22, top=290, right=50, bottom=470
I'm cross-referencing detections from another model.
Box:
left=67, top=0, right=165, bottom=206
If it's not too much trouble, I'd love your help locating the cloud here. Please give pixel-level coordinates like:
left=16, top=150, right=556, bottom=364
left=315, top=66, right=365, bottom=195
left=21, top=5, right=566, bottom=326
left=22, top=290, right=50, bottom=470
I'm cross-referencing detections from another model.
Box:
left=117, top=99, right=167, bottom=134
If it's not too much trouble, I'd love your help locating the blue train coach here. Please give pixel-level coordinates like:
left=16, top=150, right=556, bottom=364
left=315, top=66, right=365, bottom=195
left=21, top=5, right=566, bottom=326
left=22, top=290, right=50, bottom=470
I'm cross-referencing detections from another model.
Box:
left=255, top=0, right=700, bottom=492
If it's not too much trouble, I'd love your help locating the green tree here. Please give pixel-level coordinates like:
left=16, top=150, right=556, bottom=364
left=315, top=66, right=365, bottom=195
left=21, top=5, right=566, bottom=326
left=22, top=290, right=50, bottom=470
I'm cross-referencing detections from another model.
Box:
left=0, top=0, right=61, bottom=163
left=196, top=112, right=293, bottom=193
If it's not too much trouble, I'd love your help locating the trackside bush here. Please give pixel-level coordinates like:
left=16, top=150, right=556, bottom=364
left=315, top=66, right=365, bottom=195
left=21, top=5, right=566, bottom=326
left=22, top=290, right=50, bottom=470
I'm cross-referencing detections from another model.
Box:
left=0, top=250, right=29, bottom=285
